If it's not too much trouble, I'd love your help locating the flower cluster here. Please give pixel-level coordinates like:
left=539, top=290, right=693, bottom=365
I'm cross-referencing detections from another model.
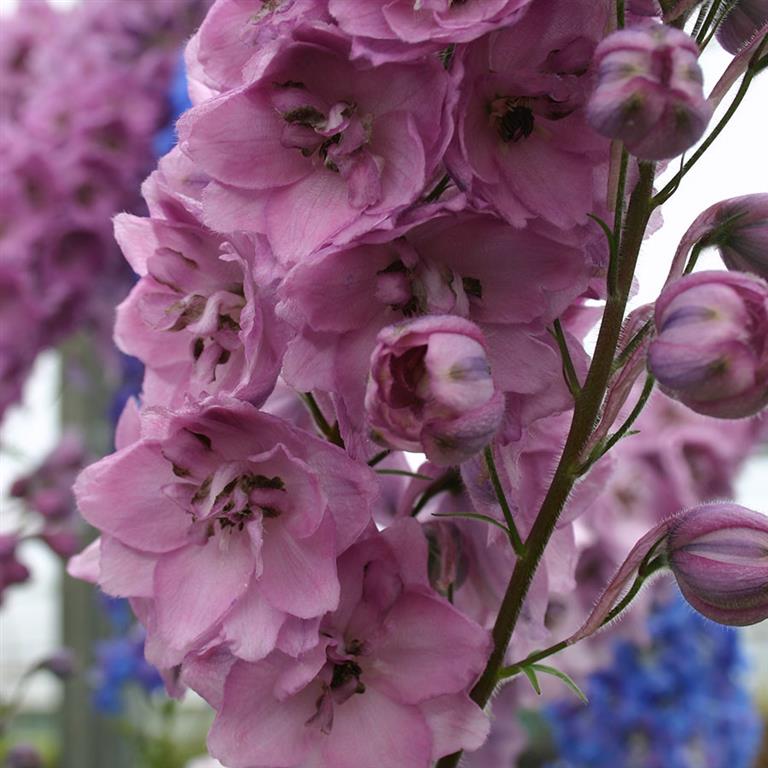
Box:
left=0, top=0, right=210, bottom=421
left=546, top=594, right=763, bottom=768
left=1, top=432, right=87, bottom=604
left=68, top=1, right=768, bottom=766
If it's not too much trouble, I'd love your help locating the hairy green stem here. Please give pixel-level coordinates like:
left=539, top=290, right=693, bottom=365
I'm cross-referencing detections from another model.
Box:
left=434, top=163, right=656, bottom=768
left=499, top=555, right=667, bottom=681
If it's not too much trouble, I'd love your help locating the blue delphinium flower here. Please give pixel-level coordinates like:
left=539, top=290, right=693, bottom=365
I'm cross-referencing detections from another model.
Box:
left=153, top=54, right=193, bottom=157
left=91, top=622, right=163, bottom=715
left=546, top=596, right=763, bottom=768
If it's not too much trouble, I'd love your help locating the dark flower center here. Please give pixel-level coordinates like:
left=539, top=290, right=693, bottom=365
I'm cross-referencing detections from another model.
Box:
left=498, top=105, right=535, bottom=143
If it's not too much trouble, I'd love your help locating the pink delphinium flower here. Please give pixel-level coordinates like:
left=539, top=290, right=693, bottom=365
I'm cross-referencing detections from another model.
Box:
left=179, top=26, right=456, bottom=262
left=0, top=534, right=31, bottom=603
left=185, top=0, right=330, bottom=98
left=446, top=0, right=612, bottom=229
left=73, top=398, right=378, bottom=666
left=329, top=0, right=531, bottom=62
left=114, top=213, right=289, bottom=408
left=204, top=520, right=491, bottom=768
left=0, top=264, right=41, bottom=419
left=279, top=210, right=592, bottom=456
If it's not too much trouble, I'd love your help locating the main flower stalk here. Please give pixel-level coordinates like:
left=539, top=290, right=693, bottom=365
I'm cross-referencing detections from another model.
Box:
left=436, top=161, right=656, bottom=768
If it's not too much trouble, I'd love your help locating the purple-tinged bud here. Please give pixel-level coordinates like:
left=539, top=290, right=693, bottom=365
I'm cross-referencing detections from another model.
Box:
left=39, top=528, right=81, bottom=558
left=648, top=270, right=768, bottom=418
left=365, top=315, right=504, bottom=466
left=587, top=23, right=713, bottom=160
left=665, top=194, right=768, bottom=284
left=0, top=533, right=30, bottom=601
left=667, top=502, right=768, bottom=626
left=5, top=744, right=44, bottom=768
left=711, top=194, right=768, bottom=278
left=36, top=647, right=77, bottom=680
left=717, top=0, right=768, bottom=54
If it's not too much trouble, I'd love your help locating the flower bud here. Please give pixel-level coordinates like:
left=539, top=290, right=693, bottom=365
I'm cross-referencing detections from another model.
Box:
left=710, top=194, right=768, bottom=278
left=648, top=270, right=768, bottom=418
left=36, top=647, right=77, bottom=680
left=666, top=502, right=768, bottom=626
left=365, top=315, right=504, bottom=466
left=5, top=745, right=44, bottom=768
left=587, top=23, right=712, bottom=160
left=664, top=193, right=768, bottom=284
left=717, top=0, right=768, bottom=54
left=0, top=533, right=30, bottom=601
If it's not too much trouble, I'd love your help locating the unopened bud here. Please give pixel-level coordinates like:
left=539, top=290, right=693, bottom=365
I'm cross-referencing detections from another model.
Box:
left=709, top=193, right=768, bottom=278
left=587, top=23, right=712, bottom=160
left=36, top=647, right=77, bottom=680
left=5, top=745, right=43, bottom=768
left=365, top=316, right=504, bottom=466
left=717, top=0, right=768, bottom=54
left=667, top=502, right=768, bottom=626
left=648, top=270, right=768, bottom=418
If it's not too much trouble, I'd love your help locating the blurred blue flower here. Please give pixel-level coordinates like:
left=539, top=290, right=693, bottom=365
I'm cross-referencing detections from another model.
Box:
left=546, top=595, right=762, bottom=768
left=153, top=54, right=192, bottom=157
left=91, top=624, right=163, bottom=715
left=108, top=352, right=144, bottom=431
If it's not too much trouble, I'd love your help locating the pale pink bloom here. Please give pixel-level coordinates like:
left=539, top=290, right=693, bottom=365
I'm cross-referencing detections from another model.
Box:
left=329, top=0, right=531, bottom=63
left=185, top=0, right=330, bottom=97
left=667, top=502, right=768, bottom=626
left=206, top=520, right=491, bottom=768
left=446, top=0, right=612, bottom=228
left=279, top=210, right=592, bottom=458
left=73, top=398, right=378, bottom=666
left=179, top=26, right=456, bottom=262
left=114, top=213, right=289, bottom=408
left=648, top=270, right=768, bottom=418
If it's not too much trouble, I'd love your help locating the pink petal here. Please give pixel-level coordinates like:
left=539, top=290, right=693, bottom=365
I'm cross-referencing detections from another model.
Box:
left=67, top=539, right=100, bottom=583
left=265, top=171, right=360, bottom=263
left=74, top=443, right=190, bottom=553
left=369, top=591, right=490, bottom=703
left=208, top=658, right=315, bottom=768
left=154, top=533, right=254, bottom=652
left=99, top=536, right=156, bottom=598
left=370, top=112, right=426, bottom=213
left=323, top=688, right=432, bottom=768
left=180, top=87, right=309, bottom=190
left=220, top=581, right=285, bottom=662
left=260, top=516, right=340, bottom=619
left=420, top=694, right=491, bottom=759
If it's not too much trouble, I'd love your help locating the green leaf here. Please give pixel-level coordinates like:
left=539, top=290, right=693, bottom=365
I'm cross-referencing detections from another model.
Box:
left=522, top=665, right=541, bottom=695
left=530, top=664, right=588, bottom=704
